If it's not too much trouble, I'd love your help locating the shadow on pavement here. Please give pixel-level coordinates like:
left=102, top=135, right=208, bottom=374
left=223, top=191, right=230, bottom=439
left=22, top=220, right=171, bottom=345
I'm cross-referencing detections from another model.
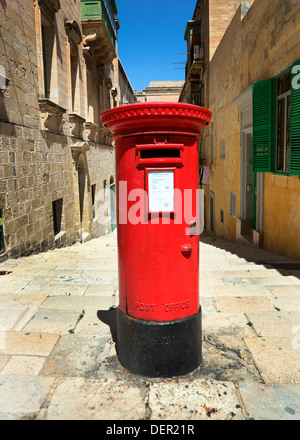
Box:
left=200, top=233, right=300, bottom=280
left=97, top=308, right=118, bottom=342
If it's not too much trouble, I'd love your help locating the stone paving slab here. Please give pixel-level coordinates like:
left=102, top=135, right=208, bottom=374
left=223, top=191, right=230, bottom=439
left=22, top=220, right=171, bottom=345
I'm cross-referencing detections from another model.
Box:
left=74, top=310, right=114, bottom=337
left=0, top=305, right=31, bottom=330
left=222, top=277, right=253, bottom=286
left=201, top=270, right=256, bottom=278
left=213, top=296, right=275, bottom=312
left=20, top=282, right=89, bottom=296
left=0, top=293, right=48, bottom=308
left=0, top=281, right=29, bottom=295
left=199, top=277, right=225, bottom=286
left=41, top=377, right=146, bottom=420
left=1, top=331, right=59, bottom=357
left=239, top=382, right=300, bottom=420
left=84, top=284, right=118, bottom=296
left=202, top=312, right=255, bottom=340
left=40, top=295, right=117, bottom=311
left=46, top=274, right=115, bottom=285
left=251, top=276, right=294, bottom=286
left=288, top=276, right=300, bottom=285
left=0, top=375, right=54, bottom=420
left=202, top=312, right=255, bottom=362
left=244, top=337, right=300, bottom=383
left=220, top=264, right=260, bottom=271
left=40, top=334, right=112, bottom=378
left=148, top=379, right=243, bottom=420
left=244, top=311, right=300, bottom=337
left=11, top=308, right=38, bottom=332
left=200, top=297, right=216, bottom=314
left=269, top=296, right=300, bottom=312
left=266, top=285, right=300, bottom=296
left=0, top=355, right=10, bottom=371
left=248, top=269, right=291, bottom=277
left=200, top=284, right=273, bottom=297
left=22, top=308, right=84, bottom=335
left=0, top=355, right=46, bottom=376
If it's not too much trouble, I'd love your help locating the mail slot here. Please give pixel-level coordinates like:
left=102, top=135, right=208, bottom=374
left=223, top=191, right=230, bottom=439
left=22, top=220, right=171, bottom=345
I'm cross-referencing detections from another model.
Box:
left=140, top=148, right=181, bottom=159
left=101, top=102, right=211, bottom=377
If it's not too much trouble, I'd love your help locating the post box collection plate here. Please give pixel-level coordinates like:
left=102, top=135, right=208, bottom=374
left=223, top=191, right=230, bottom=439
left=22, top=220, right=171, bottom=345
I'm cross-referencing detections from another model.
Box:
left=101, top=102, right=212, bottom=377
left=148, top=170, right=174, bottom=212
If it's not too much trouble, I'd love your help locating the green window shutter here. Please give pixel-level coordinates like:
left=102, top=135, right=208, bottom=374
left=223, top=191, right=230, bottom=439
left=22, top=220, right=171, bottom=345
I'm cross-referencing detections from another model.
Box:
left=252, top=79, right=273, bottom=172
left=81, top=1, right=101, bottom=20
left=290, top=61, right=300, bottom=175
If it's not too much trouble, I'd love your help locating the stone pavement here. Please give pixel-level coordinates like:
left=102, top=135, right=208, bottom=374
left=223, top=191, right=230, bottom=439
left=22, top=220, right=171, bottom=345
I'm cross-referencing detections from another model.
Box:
left=0, top=231, right=299, bottom=420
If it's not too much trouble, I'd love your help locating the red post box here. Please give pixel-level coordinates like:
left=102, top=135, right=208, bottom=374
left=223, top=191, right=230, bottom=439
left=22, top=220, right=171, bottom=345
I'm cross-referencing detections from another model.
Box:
left=101, top=102, right=211, bottom=377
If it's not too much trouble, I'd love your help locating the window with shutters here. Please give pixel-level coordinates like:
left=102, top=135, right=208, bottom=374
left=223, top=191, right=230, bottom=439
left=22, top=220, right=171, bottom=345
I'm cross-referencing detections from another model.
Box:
left=41, top=13, right=55, bottom=99
left=65, top=20, right=82, bottom=115
left=52, top=199, right=63, bottom=236
left=91, top=184, right=96, bottom=219
left=276, top=71, right=291, bottom=173
left=252, top=60, right=300, bottom=176
left=35, top=0, right=61, bottom=100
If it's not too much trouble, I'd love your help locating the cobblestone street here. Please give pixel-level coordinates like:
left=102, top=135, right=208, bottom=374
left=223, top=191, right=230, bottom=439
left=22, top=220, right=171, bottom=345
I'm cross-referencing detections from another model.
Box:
left=0, top=231, right=299, bottom=420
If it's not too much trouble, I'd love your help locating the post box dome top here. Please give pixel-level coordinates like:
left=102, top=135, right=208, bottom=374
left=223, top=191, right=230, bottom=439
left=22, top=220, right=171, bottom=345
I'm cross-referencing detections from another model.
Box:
left=101, top=102, right=212, bottom=138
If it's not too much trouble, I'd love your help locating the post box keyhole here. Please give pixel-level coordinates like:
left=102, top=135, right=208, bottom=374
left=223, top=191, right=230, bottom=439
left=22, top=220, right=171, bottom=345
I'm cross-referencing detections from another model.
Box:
left=181, top=244, right=192, bottom=258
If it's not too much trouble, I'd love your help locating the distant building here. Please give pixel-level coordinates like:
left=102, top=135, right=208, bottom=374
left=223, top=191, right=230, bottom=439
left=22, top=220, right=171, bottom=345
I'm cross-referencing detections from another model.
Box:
left=135, top=81, right=184, bottom=103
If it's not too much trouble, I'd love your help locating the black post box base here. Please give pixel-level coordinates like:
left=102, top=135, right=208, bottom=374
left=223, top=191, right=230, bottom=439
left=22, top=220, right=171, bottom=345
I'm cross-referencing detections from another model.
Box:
left=116, top=307, right=202, bottom=378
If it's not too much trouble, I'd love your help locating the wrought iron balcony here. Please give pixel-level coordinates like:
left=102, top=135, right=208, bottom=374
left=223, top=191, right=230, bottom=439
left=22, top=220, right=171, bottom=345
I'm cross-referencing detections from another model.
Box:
left=185, top=43, right=204, bottom=79
left=184, top=20, right=204, bottom=80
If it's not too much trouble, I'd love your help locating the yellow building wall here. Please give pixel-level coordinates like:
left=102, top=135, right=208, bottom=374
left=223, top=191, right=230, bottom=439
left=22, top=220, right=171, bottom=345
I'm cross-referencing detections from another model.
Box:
left=264, top=175, right=300, bottom=258
left=205, top=0, right=300, bottom=258
left=207, top=105, right=240, bottom=241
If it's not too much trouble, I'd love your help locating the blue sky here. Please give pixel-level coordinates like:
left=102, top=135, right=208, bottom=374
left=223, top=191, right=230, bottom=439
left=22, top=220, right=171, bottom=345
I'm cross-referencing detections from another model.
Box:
left=116, top=0, right=196, bottom=92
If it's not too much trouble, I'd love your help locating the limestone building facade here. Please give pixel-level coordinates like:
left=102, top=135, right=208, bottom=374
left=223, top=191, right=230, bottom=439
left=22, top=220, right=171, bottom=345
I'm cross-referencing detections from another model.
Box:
left=180, top=0, right=300, bottom=259
left=117, top=59, right=136, bottom=106
left=0, top=0, right=129, bottom=259
left=135, top=81, right=184, bottom=103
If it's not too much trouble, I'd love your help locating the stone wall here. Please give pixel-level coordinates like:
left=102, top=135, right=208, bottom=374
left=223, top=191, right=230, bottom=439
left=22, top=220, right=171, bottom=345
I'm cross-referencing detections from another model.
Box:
left=208, top=0, right=245, bottom=61
left=0, top=0, right=117, bottom=258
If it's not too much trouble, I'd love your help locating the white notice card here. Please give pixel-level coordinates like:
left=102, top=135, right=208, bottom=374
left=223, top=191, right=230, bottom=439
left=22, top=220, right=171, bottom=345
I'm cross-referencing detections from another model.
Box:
left=148, top=171, right=174, bottom=212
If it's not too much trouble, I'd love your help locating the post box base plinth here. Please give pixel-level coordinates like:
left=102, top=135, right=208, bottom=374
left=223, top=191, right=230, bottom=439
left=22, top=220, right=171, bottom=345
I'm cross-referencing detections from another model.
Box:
left=116, top=308, right=202, bottom=378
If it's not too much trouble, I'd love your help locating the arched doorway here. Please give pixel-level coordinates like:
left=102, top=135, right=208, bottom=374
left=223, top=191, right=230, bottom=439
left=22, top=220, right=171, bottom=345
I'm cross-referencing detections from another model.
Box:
left=78, top=155, right=86, bottom=226
left=76, top=152, right=91, bottom=241
left=71, top=142, right=92, bottom=242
